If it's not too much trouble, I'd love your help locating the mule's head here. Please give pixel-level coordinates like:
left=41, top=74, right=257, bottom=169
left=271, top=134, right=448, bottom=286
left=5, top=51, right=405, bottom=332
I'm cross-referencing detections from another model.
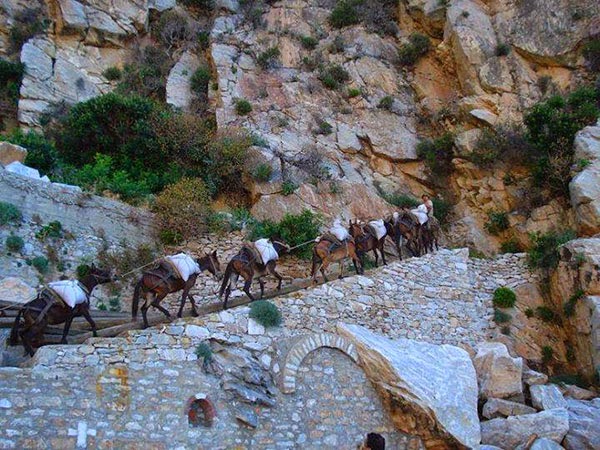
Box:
left=199, top=250, right=223, bottom=281
left=272, top=239, right=291, bottom=255
left=84, top=264, right=114, bottom=285
left=348, top=220, right=364, bottom=238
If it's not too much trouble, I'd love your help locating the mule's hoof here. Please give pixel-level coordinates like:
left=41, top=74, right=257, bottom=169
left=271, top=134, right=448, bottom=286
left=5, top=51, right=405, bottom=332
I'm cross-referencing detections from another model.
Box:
left=192, top=311, right=199, bottom=317
left=60, top=339, right=67, bottom=345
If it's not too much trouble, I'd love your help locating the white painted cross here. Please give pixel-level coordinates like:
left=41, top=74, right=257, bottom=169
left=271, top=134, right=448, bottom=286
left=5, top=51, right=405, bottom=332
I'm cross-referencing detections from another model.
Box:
left=67, top=421, right=97, bottom=448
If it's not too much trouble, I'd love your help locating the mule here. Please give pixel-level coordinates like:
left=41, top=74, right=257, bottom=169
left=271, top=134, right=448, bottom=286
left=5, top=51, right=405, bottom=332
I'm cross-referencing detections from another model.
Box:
left=9, top=265, right=112, bottom=356
left=348, top=220, right=387, bottom=267
left=419, top=216, right=441, bottom=255
left=219, top=240, right=290, bottom=309
left=132, top=251, right=222, bottom=328
left=384, top=212, right=420, bottom=259
left=310, top=234, right=363, bottom=284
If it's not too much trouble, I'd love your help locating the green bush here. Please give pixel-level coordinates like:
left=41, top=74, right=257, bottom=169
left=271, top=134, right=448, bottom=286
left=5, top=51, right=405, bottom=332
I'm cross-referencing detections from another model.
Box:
left=398, top=33, right=431, bottom=66
left=36, top=221, right=63, bottom=241
left=248, top=210, right=321, bottom=259
left=102, top=67, right=122, bottom=81
left=431, top=198, right=451, bottom=225
left=319, top=64, right=350, bottom=90
left=0, top=202, right=22, bottom=225
left=378, top=96, right=394, bottom=111
left=195, top=342, right=213, bottom=362
left=8, top=8, right=47, bottom=53
left=253, top=163, right=273, bottom=182
left=180, top=0, right=214, bottom=9
left=549, top=374, right=588, bottom=388
left=98, top=243, right=158, bottom=278
left=190, top=66, right=211, bottom=95
left=417, top=133, right=455, bottom=177
left=493, top=287, right=516, bottom=308
left=76, top=264, right=91, bottom=280
left=1, top=129, right=59, bottom=176
left=494, top=309, right=511, bottom=324
left=484, top=211, right=509, bottom=235
left=542, top=345, right=553, bottom=363
left=31, top=256, right=49, bottom=274
left=116, top=46, right=171, bottom=100
left=235, top=98, right=253, bottom=115
left=0, top=58, right=24, bottom=107
left=300, top=36, right=319, bottom=50
left=257, top=47, right=281, bottom=70
left=527, top=230, right=576, bottom=269
left=159, top=229, right=184, bottom=246
left=564, top=289, right=585, bottom=317
left=316, top=119, right=333, bottom=135
left=5, top=235, right=24, bottom=252
left=329, top=0, right=361, bottom=28
left=536, top=306, right=559, bottom=323
left=583, top=39, right=600, bottom=72
left=525, top=308, right=534, bottom=318
left=347, top=88, right=362, bottom=98
left=500, top=238, right=523, bottom=254
left=249, top=300, right=282, bottom=327
left=281, top=180, right=298, bottom=196
left=471, top=124, right=532, bottom=168
left=382, top=192, right=419, bottom=209
left=495, top=43, right=511, bottom=57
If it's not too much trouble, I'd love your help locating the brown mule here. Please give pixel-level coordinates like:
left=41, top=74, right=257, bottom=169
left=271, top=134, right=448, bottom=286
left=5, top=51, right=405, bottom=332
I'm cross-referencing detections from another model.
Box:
left=419, top=217, right=441, bottom=255
left=348, top=220, right=388, bottom=267
left=219, top=240, right=290, bottom=309
left=310, top=234, right=363, bottom=284
left=132, top=251, right=222, bottom=328
left=9, top=265, right=113, bottom=356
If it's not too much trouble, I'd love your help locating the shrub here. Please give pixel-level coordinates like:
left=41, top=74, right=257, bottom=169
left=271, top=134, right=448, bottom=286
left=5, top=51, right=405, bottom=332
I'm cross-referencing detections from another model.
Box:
left=5, top=235, right=24, bottom=252
left=471, top=124, right=532, bottom=168
left=382, top=192, right=420, bottom=209
left=97, top=243, right=158, bottom=277
left=494, top=309, right=511, bottom=324
left=537, top=75, right=554, bottom=95
left=315, top=119, right=333, bottom=135
left=253, top=163, right=273, bottom=182
left=541, top=345, right=553, bottom=363
left=484, top=211, right=509, bottom=235
left=300, top=36, right=318, bottom=50
left=398, top=33, right=431, bottom=66
left=153, top=178, right=211, bottom=242
left=564, top=289, right=585, bottom=317
left=32, top=256, right=49, bottom=274
left=378, top=96, right=394, bottom=111
left=249, top=300, right=282, bottom=327
left=235, top=98, right=253, bottom=115
left=257, top=47, right=281, bottom=70
left=347, top=88, right=362, bottom=98
left=180, top=0, right=214, bottom=9
left=431, top=198, right=451, bottom=226
left=500, top=238, right=523, bottom=254
left=154, top=10, right=196, bottom=48
left=329, top=0, right=360, bottom=28
left=493, top=287, right=516, bottom=308
left=582, top=39, right=600, bottom=72
left=536, top=306, right=558, bottom=323
left=36, top=221, right=63, bottom=241
left=8, top=8, right=47, bottom=53
left=330, top=35, right=346, bottom=54
left=416, top=133, right=455, bottom=177
left=0, top=58, right=25, bottom=109
left=159, top=229, right=184, bottom=246
left=195, top=342, right=213, bottom=362
left=116, top=45, right=171, bottom=100
left=102, top=67, right=122, bottom=81
left=76, top=264, right=91, bottom=280
left=495, top=43, right=511, bottom=57
left=527, top=230, right=576, bottom=269
left=501, top=326, right=511, bottom=335
left=319, top=64, right=350, bottom=90
left=2, top=129, right=59, bottom=175
left=281, top=180, right=298, bottom=196
left=0, top=202, right=22, bottom=225
left=525, top=308, right=534, bottom=318
left=190, top=66, right=211, bottom=95
left=549, top=374, right=588, bottom=388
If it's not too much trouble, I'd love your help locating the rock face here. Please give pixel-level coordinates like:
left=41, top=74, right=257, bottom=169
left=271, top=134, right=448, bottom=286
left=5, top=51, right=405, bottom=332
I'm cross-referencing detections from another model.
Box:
left=480, top=408, right=570, bottom=448
left=530, top=384, right=567, bottom=411
left=0, top=277, right=36, bottom=305
left=570, top=122, right=600, bottom=236
left=564, top=398, right=600, bottom=450
left=482, top=398, right=536, bottom=419
left=166, top=50, right=202, bottom=112
left=473, top=342, right=523, bottom=400
left=338, top=323, right=481, bottom=448
left=0, top=142, right=27, bottom=166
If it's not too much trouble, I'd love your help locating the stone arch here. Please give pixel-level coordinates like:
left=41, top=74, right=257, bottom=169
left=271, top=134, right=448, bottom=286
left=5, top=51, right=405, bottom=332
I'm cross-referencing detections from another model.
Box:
left=280, top=332, right=359, bottom=393
left=185, top=393, right=216, bottom=427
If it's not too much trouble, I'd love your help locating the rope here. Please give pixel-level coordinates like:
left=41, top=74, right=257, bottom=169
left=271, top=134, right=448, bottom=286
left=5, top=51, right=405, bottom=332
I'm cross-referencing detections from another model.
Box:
left=115, top=258, right=163, bottom=280
left=287, top=239, right=316, bottom=252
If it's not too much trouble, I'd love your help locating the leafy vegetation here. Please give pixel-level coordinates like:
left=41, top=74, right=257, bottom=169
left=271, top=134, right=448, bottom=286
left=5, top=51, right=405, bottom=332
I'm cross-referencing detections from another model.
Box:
left=190, top=66, right=211, bottom=95
left=0, top=202, right=22, bottom=226
left=235, top=98, right=253, bottom=115
left=249, top=300, right=282, bottom=327
left=500, top=238, right=523, bottom=254
left=116, top=46, right=172, bottom=100
left=582, top=39, right=600, bottom=72
left=495, top=43, right=511, bottom=57
left=195, top=342, right=213, bottom=363
left=431, top=198, right=452, bottom=226
left=494, top=309, right=511, bottom=324
left=300, top=36, right=319, bottom=50
left=378, top=96, right=394, bottom=111
left=31, top=256, right=49, bottom=274
left=524, top=308, right=534, bottom=318
left=398, top=33, right=431, bottom=66
left=329, top=0, right=398, bottom=35
left=416, top=133, right=455, bottom=177
left=102, top=67, right=122, bottom=81
left=36, top=221, right=63, bottom=241
left=347, top=88, right=362, bottom=98
left=564, top=289, right=585, bottom=317
left=257, top=47, right=281, bottom=70
left=536, top=306, right=559, bottom=324
left=319, top=64, right=351, bottom=90
left=329, top=0, right=361, bottom=28
left=8, top=7, right=48, bottom=54
left=382, top=192, right=420, bottom=209
left=493, top=287, right=516, bottom=308
left=541, top=345, right=554, bottom=364
left=253, top=163, right=273, bottom=182
left=281, top=180, right=298, bottom=196
left=5, top=235, right=24, bottom=253
left=484, top=211, right=509, bottom=235
left=97, top=244, right=158, bottom=278
left=0, top=58, right=24, bottom=114
left=527, top=230, right=576, bottom=270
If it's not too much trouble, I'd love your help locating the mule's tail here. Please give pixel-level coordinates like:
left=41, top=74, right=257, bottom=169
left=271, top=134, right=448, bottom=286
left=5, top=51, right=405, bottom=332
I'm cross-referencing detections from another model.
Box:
left=9, top=308, right=23, bottom=346
left=310, top=250, right=321, bottom=278
left=218, top=262, right=234, bottom=298
left=132, top=280, right=142, bottom=321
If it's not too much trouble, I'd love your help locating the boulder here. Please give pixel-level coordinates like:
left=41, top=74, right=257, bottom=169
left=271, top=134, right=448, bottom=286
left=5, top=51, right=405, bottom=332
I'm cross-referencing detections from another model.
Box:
left=530, top=384, right=567, bottom=411
left=473, top=342, right=523, bottom=400
left=516, top=438, right=565, bottom=450
left=480, top=409, right=569, bottom=448
left=0, top=142, right=27, bottom=166
left=482, top=398, right=536, bottom=419
left=4, top=162, right=48, bottom=182
left=559, top=384, right=597, bottom=401
left=338, top=323, right=481, bottom=448
left=166, top=50, right=202, bottom=112
left=522, top=367, right=548, bottom=386
left=563, top=398, right=600, bottom=450
left=0, top=277, right=37, bottom=305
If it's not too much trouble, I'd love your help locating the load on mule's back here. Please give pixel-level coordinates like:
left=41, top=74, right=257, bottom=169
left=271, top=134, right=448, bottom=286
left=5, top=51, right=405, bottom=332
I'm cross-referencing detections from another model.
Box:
left=9, top=264, right=113, bottom=356
left=219, top=238, right=290, bottom=309
left=132, top=251, right=222, bottom=328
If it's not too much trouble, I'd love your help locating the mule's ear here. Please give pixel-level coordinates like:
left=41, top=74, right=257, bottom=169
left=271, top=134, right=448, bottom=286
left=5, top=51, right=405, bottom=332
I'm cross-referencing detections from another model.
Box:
left=212, top=250, right=217, bottom=257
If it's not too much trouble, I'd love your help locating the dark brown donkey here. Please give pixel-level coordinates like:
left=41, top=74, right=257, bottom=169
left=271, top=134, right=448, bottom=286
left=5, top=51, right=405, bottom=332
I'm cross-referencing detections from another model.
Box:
left=348, top=220, right=388, bottom=267
left=384, top=212, right=420, bottom=259
left=219, top=240, right=290, bottom=309
left=132, top=252, right=222, bottom=328
left=9, top=265, right=113, bottom=356
left=311, top=234, right=363, bottom=284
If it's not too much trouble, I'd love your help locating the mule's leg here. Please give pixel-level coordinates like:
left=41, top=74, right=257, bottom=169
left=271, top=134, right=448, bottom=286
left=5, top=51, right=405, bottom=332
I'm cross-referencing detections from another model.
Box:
left=338, top=261, right=344, bottom=279
left=20, top=328, right=37, bottom=357
left=60, top=313, right=75, bottom=344
left=258, top=277, right=265, bottom=299
left=268, top=262, right=284, bottom=290
left=81, top=309, right=98, bottom=337
left=372, top=247, right=379, bottom=267
left=188, top=294, right=199, bottom=317
left=152, top=296, right=172, bottom=320
left=380, top=239, right=387, bottom=265
left=243, top=278, right=256, bottom=302
left=320, top=260, right=330, bottom=282
left=177, top=286, right=191, bottom=318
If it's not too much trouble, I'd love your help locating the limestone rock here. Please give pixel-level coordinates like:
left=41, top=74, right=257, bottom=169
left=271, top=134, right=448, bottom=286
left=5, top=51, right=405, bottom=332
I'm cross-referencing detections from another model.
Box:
left=480, top=408, right=569, bottom=448
left=517, top=438, right=566, bottom=450
left=5, top=162, right=48, bottom=182
left=530, top=384, right=567, bottom=411
left=454, top=129, right=482, bottom=157
left=149, top=0, right=176, bottom=11
left=0, top=277, right=36, bottom=305
left=403, top=0, right=446, bottom=36
left=0, top=142, right=27, bottom=166
left=338, top=323, right=481, bottom=448
left=522, top=367, right=548, bottom=386
left=474, top=342, right=523, bottom=400
left=470, top=108, right=498, bottom=126
left=482, top=398, right=536, bottom=419
left=560, top=384, right=597, bottom=401
left=570, top=123, right=600, bottom=236
left=166, top=50, right=202, bottom=112
left=563, top=398, right=600, bottom=450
